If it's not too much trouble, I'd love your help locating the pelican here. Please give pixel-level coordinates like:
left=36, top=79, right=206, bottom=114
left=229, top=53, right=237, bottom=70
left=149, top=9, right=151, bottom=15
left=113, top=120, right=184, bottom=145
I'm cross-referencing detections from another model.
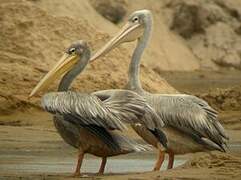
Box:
left=90, top=10, right=229, bottom=171
left=29, top=40, right=165, bottom=176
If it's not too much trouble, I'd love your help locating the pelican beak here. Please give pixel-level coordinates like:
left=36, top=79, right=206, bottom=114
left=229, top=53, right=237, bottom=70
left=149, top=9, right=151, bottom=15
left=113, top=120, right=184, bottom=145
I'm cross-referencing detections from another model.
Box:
left=29, top=53, right=78, bottom=98
left=90, top=22, right=143, bottom=62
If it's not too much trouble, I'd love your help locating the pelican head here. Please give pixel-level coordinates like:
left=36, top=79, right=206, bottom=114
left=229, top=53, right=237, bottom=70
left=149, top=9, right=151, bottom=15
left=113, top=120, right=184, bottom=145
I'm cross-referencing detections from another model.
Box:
left=29, top=40, right=90, bottom=98
left=90, top=9, right=152, bottom=61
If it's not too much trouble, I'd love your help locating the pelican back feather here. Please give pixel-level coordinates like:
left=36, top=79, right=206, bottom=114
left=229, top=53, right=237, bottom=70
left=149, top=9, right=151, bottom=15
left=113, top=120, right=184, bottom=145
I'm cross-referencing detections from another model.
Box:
left=94, top=89, right=165, bottom=130
left=42, top=91, right=127, bottom=131
left=149, top=94, right=229, bottom=151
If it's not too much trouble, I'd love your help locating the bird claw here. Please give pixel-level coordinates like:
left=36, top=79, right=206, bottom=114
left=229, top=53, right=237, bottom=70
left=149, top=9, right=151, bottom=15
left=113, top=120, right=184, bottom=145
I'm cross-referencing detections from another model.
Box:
left=72, top=172, right=81, bottom=177
left=95, top=171, right=104, bottom=176
left=153, top=168, right=159, bottom=171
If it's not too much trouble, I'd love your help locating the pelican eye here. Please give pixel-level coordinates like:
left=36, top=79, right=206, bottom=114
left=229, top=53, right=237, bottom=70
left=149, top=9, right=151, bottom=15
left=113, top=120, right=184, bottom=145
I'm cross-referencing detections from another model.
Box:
left=132, top=16, right=139, bottom=23
left=69, top=47, right=76, bottom=54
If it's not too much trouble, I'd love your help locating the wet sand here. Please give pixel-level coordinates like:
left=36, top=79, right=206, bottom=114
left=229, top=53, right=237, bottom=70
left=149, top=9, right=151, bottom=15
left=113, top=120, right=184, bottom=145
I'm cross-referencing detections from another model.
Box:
left=0, top=126, right=186, bottom=175
left=0, top=124, right=240, bottom=180
left=0, top=126, right=174, bottom=180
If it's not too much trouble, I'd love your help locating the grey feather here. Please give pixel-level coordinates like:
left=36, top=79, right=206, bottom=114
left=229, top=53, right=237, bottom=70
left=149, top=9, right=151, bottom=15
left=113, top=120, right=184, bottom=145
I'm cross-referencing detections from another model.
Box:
left=94, top=89, right=165, bottom=130
left=111, top=133, right=153, bottom=152
left=147, top=94, right=228, bottom=150
left=201, top=137, right=226, bottom=152
left=42, top=90, right=164, bottom=132
left=42, top=90, right=162, bottom=151
left=42, top=91, right=127, bottom=131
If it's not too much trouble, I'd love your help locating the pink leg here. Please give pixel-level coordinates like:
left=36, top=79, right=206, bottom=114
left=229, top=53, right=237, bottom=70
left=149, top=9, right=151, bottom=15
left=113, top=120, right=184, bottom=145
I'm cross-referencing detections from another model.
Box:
left=167, top=151, right=174, bottom=169
left=73, top=150, right=84, bottom=177
left=153, top=150, right=165, bottom=171
left=98, top=157, right=107, bottom=175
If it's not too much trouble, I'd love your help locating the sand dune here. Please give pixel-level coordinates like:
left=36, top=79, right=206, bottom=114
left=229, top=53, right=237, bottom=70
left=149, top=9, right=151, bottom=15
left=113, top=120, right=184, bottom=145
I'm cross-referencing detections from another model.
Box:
left=0, top=0, right=176, bottom=114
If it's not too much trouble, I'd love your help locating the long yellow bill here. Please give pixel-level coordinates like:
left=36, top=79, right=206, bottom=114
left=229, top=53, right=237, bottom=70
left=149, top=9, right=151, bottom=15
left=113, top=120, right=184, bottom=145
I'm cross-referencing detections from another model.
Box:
left=29, top=53, right=78, bottom=98
left=90, top=22, right=143, bottom=62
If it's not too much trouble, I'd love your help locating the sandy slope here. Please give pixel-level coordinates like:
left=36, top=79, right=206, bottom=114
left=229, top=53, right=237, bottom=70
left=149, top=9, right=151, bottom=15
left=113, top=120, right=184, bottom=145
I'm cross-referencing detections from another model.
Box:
left=121, top=0, right=201, bottom=71
left=35, top=0, right=201, bottom=71
left=0, top=0, right=175, bottom=114
left=91, top=0, right=241, bottom=70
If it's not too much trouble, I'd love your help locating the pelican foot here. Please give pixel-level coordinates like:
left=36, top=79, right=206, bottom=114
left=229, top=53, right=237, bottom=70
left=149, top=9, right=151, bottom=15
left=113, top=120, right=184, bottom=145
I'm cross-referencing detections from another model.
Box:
left=72, top=172, right=81, bottom=177
left=95, top=171, right=104, bottom=176
left=152, top=167, right=159, bottom=171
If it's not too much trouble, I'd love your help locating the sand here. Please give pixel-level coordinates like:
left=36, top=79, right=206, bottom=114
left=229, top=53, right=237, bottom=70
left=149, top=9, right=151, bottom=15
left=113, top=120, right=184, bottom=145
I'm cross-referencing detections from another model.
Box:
left=0, top=125, right=241, bottom=180
left=0, top=0, right=241, bottom=179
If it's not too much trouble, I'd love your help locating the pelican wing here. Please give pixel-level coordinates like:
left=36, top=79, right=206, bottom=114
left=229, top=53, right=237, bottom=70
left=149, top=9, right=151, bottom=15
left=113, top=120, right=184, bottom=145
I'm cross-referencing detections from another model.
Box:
left=93, top=89, right=165, bottom=130
left=42, top=91, right=127, bottom=131
left=42, top=90, right=163, bottom=131
left=152, top=94, right=228, bottom=151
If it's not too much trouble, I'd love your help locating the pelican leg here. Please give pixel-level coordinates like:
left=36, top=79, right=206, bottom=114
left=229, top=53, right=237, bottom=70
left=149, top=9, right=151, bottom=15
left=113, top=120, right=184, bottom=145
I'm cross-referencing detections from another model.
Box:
left=98, top=157, right=107, bottom=175
left=153, top=150, right=165, bottom=171
left=167, top=151, right=174, bottom=169
left=73, top=149, right=84, bottom=177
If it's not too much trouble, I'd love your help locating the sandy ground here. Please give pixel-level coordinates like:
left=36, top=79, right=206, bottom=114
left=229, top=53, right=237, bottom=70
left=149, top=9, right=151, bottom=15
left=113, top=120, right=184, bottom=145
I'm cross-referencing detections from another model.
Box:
left=0, top=124, right=240, bottom=180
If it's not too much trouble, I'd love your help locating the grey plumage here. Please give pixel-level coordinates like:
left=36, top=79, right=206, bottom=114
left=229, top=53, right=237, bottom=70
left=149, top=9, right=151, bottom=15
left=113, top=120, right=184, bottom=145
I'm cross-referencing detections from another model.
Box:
left=43, top=89, right=163, bottom=132
left=42, top=91, right=127, bottom=131
left=98, top=9, right=228, bottom=153
left=90, top=10, right=229, bottom=170
left=126, top=10, right=229, bottom=154
left=94, top=89, right=164, bottom=130
left=31, top=40, right=156, bottom=175
left=147, top=94, right=228, bottom=151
